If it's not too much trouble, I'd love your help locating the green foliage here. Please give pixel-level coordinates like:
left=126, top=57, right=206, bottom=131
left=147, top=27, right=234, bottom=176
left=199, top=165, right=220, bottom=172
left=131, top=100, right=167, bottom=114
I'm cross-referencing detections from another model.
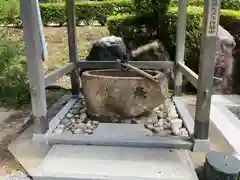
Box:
left=170, top=0, right=240, bottom=10
left=170, top=0, right=203, bottom=7
left=0, top=28, right=30, bottom=105
left=0, top=0, right=21, bottom=26
left=133, top=0, right=171, bottom=16
left=40, top=3, right=66, bottom=25
left=38, top=0, right=133, bottom=26
left=107, top=7, right=240, bottom=73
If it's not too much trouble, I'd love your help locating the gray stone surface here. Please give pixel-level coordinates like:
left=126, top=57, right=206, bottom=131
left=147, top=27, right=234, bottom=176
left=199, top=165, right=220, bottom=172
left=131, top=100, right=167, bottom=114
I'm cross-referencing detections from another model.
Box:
left=182, top=95, right=235, bottom=154
left=8, top=126, right=51, bottom=176
left=34, top=145, right=199, bottom=180
left=95, top=123, right=153, bottom=137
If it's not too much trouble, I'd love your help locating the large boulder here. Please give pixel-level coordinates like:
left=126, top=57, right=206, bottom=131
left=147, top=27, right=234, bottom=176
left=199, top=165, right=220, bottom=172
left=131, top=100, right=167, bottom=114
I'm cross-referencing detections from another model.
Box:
left=214, top=25, right=236, bottom=94
left=79, top=36, right=128, bottom=76
left=86, top=36, right=128, bottom=62
left=224, top=20, right=240, bottom=94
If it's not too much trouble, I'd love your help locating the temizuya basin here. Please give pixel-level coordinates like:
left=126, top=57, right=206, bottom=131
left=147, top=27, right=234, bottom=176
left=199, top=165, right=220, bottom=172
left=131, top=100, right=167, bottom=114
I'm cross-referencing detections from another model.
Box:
left=81, top=69, right=168, bottom=121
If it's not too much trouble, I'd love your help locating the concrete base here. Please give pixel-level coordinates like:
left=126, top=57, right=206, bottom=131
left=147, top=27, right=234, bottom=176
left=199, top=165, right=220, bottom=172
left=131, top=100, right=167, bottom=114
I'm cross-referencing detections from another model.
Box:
left=210, top=95, right=240, bottom=154
left=182, top=95, right=237, bottom=154
left=8, top=126, right=51, bottom=175
left=34, top=123, right=193, bottom=149
left=33, top=145, right=199, bottom=180
left=8, top=124, right=199, bottom=180
left=192, top=139, right=210, bottom=153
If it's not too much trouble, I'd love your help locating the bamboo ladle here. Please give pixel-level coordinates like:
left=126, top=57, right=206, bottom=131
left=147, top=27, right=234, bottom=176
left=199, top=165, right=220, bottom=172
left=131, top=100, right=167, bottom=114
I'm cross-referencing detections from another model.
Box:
left=116, top=59, right=160, bottom=83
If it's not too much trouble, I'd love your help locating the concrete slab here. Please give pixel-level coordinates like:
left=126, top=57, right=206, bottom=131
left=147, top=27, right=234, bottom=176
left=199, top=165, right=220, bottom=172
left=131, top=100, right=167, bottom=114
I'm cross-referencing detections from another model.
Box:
left=95, top=123, right=153, bottom=137
left=8, top=126, right=51, bottom=176
left=34, top=122, right=192, bottom=149
left=211, top=95, right=240, bottom=106
left=181, top=98, right=235, bottom=154
left=33, top=145, right=199, bottom=180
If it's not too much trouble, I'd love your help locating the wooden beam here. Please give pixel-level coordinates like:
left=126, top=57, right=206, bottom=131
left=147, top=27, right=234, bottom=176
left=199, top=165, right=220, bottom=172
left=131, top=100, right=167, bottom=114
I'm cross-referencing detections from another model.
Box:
left=66, top=0, right=80, bottom=96
left=44, top=63, right=74, bottom=87
left=77, top=61, right=174, bottom=70
left=194, top=0, right=221, bottom=140
left=178, top=62, right=198, bottom=88
left=174, top=0, right=188, bottom=96
left=20, top=0, right=48, bottom=134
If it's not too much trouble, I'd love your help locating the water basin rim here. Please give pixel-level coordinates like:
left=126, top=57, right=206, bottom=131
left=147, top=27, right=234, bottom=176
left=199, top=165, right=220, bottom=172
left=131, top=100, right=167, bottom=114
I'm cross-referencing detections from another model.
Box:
left=81, top=69, right=162, bottom=80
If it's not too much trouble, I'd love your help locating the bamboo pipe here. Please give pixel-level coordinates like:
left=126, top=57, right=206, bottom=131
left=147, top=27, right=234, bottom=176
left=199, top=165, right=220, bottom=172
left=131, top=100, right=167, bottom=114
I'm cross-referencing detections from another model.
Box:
left=116, top=59, right=159, bottom=82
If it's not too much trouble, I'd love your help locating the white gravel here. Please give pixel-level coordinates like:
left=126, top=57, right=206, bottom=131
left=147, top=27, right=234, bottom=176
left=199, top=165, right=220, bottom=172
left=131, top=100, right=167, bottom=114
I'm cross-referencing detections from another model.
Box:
left=1, top=171, right=31, bottom=180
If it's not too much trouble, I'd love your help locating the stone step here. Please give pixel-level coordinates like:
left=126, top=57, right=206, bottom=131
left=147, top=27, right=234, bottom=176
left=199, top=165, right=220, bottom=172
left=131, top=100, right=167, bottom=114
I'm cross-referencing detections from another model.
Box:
left=32, top=145, right=199, bottom=180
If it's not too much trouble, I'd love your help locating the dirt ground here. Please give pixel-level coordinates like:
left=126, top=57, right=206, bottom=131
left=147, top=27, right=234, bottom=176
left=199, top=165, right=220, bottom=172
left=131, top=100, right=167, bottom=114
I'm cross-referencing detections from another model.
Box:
left=0, top=89, right=68, bottom=176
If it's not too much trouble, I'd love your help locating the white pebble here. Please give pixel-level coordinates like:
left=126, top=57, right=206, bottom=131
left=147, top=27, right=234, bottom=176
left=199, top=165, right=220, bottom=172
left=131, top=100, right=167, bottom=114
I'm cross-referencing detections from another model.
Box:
left=74, top=128, right=83, bottom=134
left=153, top=119, right=164, bottom=127
left=154, top=107, right=160, bottom=112
left=179, top=128, right=189, bottom=137
left=163, top=106, right=171, bottom=114
left=170, top=118, right=183, bottom=130
left=57, top=124, right=65, bottom=129
left=53, top=128, right=63, bottom=135
left=86, top=121, right=93, bottom=129
left=66, top=113, right=74, bottom=118
left=80, top=107, right=87, bottom=113
left=85, top=129, right=93, bottom=134
left=144, top=124, right=154, bottom=130
left=163, top=121, right=171, bottom=129
left=158, top=104, right=164, bottom=110
left=92, top=121, right=99, bottom=127
left=75, top=123, right=86, bottom=129
left=61, top=118, right=69, bottom=125
left=172, top=127, right=180, bottom=136
left=80, top=113, right=87, bottom=120
left=168, top=111, right=178, bottom=119
left=152, top=126, right=163, bottom=133
left=2, top=171, right=30, bottom=180
left=71, top=118, right=76, bottom=123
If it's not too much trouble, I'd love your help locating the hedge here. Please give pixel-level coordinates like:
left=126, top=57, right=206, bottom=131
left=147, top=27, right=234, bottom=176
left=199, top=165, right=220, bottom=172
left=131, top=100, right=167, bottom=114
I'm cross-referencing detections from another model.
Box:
left=39, top=0, right=133, bottom=26
left=133, top=0, right=171, bottom=16
left=2, top=0, right=239, bottom=26
left=107, top=7, right=240, bottom=73
left=170, top=0, right=240, bottom=10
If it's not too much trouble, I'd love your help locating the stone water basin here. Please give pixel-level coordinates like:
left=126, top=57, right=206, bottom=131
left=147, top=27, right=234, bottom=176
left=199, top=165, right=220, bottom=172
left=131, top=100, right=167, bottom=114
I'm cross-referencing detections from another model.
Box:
left=81, top=69, right=168, bottom=121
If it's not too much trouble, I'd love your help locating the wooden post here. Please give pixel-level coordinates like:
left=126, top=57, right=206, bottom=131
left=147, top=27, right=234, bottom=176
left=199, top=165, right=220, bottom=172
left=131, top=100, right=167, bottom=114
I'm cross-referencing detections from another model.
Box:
left=20, top=0, right=48, bottom=133
left=194, top=0, right=221, bottom=139
left=174, top=0, right=187, bottom=96
left=66, top=0, right=80, bottom=96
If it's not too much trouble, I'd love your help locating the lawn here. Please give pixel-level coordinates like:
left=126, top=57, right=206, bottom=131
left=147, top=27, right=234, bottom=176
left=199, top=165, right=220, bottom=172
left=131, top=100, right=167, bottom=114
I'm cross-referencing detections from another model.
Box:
left=8, top=26, right=109, bottom=88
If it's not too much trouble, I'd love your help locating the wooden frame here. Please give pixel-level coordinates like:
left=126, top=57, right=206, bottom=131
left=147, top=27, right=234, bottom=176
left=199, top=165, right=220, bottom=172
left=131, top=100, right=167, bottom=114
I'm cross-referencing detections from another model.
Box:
left=20, top=0, right=222, bottom=149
